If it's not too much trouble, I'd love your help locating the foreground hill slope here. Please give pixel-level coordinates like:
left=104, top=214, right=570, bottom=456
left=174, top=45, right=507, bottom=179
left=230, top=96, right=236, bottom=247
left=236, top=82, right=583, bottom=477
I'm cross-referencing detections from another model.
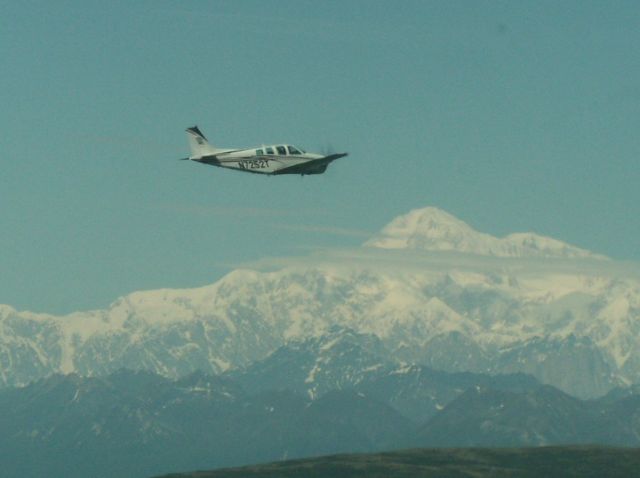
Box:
left=157, top=447, right=640, bottom=478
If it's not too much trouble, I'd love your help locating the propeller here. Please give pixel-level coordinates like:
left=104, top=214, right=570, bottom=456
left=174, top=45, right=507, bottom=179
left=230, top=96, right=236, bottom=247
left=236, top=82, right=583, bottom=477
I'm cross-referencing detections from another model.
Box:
left=319, top=142, right=336, bottom=157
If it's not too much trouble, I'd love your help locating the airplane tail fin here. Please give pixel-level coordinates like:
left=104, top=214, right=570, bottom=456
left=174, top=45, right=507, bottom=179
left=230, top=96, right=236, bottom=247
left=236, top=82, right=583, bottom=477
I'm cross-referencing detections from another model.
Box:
left=186, top=126, right=220, bottom=158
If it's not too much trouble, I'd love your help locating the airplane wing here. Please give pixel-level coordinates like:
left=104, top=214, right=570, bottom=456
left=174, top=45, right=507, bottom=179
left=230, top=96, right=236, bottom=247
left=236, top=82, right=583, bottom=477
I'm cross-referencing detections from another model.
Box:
left=273, top=153, right=348, bottom=175
left=320, top=153, right=349, bottom=163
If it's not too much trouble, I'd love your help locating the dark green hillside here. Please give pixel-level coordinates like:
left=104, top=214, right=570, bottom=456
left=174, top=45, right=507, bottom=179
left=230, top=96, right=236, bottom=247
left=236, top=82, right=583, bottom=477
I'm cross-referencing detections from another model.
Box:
left=158, top=446, right=640, bottom=478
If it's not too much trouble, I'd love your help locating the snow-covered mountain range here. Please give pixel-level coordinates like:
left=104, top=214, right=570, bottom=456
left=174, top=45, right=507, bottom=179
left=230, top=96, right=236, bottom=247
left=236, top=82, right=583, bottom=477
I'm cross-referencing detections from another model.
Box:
left=1, top=207, right=638, bottom=398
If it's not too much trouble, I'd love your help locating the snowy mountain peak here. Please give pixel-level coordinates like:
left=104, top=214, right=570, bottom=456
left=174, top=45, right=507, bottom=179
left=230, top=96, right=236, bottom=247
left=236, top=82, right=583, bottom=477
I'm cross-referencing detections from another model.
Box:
left=364, top=206, right=604, bottom=259
left=0, top=305, right=16, bottom=319
left=364, top=207, right=483, bottom=253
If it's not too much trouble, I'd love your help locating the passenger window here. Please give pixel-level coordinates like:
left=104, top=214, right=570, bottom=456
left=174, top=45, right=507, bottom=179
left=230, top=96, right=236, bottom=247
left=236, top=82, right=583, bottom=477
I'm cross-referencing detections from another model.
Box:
left=276, top=146, right=287, bottom=155
left=266, top=147, right=274, bottom=155
left=287, top=146, right=301, bottom=155
left=256, top=149, right=264, bottom=156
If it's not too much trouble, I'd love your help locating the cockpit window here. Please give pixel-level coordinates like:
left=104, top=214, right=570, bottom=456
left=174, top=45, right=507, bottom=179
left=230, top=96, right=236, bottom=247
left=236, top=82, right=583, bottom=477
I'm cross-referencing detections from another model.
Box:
left=256, top=149, right=264, bottom=156
left=276, top=145, right=287, bottom=155
left=287, top=145, right=301, bottom=155
left=266, top=147, right=274, bottom=155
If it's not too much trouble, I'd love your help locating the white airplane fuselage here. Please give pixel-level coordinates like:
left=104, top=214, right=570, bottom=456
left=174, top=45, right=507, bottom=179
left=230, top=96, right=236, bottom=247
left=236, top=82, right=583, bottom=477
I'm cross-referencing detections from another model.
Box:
left=196, top=147, right=326, bottom=175
left=184, top=126, right=347, bottom=176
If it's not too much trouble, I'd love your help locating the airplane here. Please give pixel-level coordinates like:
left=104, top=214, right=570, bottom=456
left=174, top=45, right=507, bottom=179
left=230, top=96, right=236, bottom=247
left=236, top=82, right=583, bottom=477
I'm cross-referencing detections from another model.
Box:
left=181, top=126, right=348, bottom=175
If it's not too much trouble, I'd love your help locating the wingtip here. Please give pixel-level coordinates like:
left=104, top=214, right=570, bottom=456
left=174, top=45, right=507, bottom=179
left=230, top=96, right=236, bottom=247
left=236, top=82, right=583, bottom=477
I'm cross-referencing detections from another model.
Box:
left=332, top=152, right=348, bottom=160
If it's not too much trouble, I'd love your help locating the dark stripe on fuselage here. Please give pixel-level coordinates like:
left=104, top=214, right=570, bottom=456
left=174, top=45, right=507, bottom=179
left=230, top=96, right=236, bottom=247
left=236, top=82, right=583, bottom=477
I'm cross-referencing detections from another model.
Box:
left=193, top=155, right=220, bottom=166
left=216, top=154, right=303, bottom=163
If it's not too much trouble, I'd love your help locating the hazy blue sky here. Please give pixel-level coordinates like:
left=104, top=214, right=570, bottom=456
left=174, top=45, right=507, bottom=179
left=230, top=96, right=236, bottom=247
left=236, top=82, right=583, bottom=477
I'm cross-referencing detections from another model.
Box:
left=2, top=0, right=639, bottom=313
